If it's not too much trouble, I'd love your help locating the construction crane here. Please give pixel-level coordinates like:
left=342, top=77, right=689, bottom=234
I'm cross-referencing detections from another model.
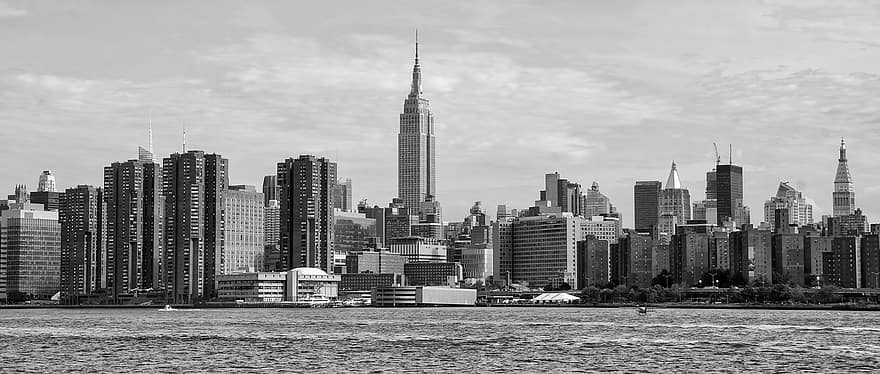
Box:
left=713, top=142, right=721, bottom=167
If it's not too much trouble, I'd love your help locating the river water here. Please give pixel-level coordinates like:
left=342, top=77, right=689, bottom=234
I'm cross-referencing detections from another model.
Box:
left=0, top=307, right=878, bottom=372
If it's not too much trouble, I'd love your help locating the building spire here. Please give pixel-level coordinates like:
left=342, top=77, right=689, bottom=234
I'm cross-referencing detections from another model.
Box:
left=148, top=112, right=154, bottom=154
left=839, top=137, right=846, bottom=161
left=410, top=29, right=422, bottom=96
left=666, top=160, right=682, bottom=189
left=182, top=122, right=187, bottom=153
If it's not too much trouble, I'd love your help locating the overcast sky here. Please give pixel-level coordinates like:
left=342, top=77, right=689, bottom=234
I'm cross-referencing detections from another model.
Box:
left=2, top=1, right=879, bottom=226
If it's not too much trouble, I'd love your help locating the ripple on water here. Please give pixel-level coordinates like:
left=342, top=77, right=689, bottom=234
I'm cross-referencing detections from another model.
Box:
left=0, top=307, right=879, bottom=372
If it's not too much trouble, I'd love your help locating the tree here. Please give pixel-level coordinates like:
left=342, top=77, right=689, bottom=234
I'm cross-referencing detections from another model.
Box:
left=613, top=285, right=630, bottom=302
left=599, top=288, right=614, bottom=303
left=652, top=269, right=673, bottom=288
left=582, top=286, right=600, bottom=302
left=699, top=268, right=732, bottom=288
left=816, top=285, right=841, bottom=304
left=789, top=287, right=807, bottom=304
left=769, top=284, right=793, bottom=303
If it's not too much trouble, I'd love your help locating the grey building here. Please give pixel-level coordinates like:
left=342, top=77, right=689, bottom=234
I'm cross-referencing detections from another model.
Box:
left=633, top=181, right=661, bottom=234
left=59, top=185, right=102, bottom=301
left=277, top=155, right=336, bottom=273
left=104, top=158, right=163, bottom=299
left=0, top=198, right=61, bottom=300
left=162, top=151, right=228, bottom=304
left=398, top=36, right=436, bottom=215
left=223, top=185, right=264, bottom=273
left=332, top=178, right=353, bottom=212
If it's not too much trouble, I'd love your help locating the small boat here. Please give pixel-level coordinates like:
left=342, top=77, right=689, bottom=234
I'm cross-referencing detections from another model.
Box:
left=636, top=305, right=648, bottom=315
left=159, top=304, right=177, bottom=312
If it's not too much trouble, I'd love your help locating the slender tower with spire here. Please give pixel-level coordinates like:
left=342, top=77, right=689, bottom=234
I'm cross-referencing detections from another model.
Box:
left=138, top=114, right=156, bottom=164
left=832, top=138, right=855, bottom=217
left=398, top=29, right=436, bottom=214
left=659, top=161, right=691, bottom=222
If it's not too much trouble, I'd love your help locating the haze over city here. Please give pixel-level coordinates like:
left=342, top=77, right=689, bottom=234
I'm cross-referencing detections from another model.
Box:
left=2, top=0, right=880, bottom=226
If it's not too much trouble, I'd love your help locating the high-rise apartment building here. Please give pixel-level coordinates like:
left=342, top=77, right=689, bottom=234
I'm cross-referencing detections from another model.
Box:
left=162, top=151, right=228, bottom=303
left=277, top=155, right=336, bottom=272
left=263, top=199, right=280, bottom=271
left=104, top=158, right=163, bottom=299
left=398, top=35, right=436, bottom=214
left=634, top=181, right=661, bottom=233
left=59, top=185, right=102, bottom=301
left=832, top=138, right=856, bottom=217
left=223, top=185, right=264, bottom=274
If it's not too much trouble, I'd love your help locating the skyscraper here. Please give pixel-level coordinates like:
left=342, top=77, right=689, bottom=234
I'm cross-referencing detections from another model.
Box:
left=277, top=155, right=336, bottom=272
left=104, top=158, right=162, bottom=300
left=763, top=181, right=814, bottom=230
left=331, top=178, right=353, bottom=212
left=832, top=138, right=855, bottom=217
left=584, top=182, right=613, bottom=217
left=398, top=32, right=436, bottom=214
left=37, top=170, right=56, bottom=192
left=634, top=181, right=661, bottom=233
left=659, top=161, right=691, bottom=235
left=0, top=197, right=61, bottom=300
left=59, top=185, right=102, bottom=301
left=223, top=185, right=264, bottom=273
left=263, top=199, right=280, bottom=271
left=162, top=151, right=228, bottom=304
left=261, top=175, right=278, bottom=207
left=715, top=163, right=744, bottom=225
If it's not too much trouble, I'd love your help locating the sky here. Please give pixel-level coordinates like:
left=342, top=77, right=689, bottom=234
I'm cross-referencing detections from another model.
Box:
left=1, top=0, right=879, bottom=227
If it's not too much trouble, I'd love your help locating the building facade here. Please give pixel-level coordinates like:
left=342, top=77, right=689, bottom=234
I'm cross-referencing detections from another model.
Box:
left=277, top=155, right=336, bottom=273
left=634, top=180, right=661, bottom=233
left=833, top=138, right=856, bottom=217
left=398, top=36, right=436, bottom=215
left=162, top=151, right=228, bottom=304
left=0, top=202, right=61, bottom=300
left=223, top=185, right=264, bottom=274
left=59, top=185, right=102, bottom=300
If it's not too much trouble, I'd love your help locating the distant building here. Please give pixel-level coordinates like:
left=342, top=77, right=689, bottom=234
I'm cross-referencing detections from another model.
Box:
left=263, top=199, right=280, bottom=271
left=508, top=214, right=579, bottom=288
left=577, top=236, right=609, bottom=288
left=461, top=245, right=493, bottom=280
left=372, top=286, right=476, bottom=307
left=0, top=201, right=61, bottom=300
left=583, top=182, right=613, bottom=217
left=162, top=151, right=228, bottom=303
left=824, top=236, right=861, bottom=288
left=261, top=175, right=279, bottom=207
left=340, top=273, right=403, bottom=292
left=37, top=170, right=56, bottom=192
left=331, top=178, right=353, bottom=212
left=542, top=172, right=582, bottom=215
left=832, top=138, right=856, bottom=217
left=404, top=262, right=462, bottom=286
left=277, top=155, right=336, bottom=273
left=730, top=228, right=772, bottom=285
left=216, top=268, right=340, bottom=303
left=772, top=229, right=805, bottom=286
left=383, top=198, right=418, bottom=241
left=763, top=181, right=814, bottom=230
left=633, top=181, right=661, bottom=233
left=715, top=164, right=746, bottom=225
left=223, top=185, right=265, bottom=274
left=580, top=215, right=622, bottom=244
left=624, top=233, right=653, bottom=288
left=860, top=234, right=879, bottom=288
left=829, top=209, right=869, bottom=236
left=59, top=185, right=102, bottom=301
left=389, top=236, right=447, bottom=263
left=333, top=210, right=378, bottom=254
left=104, top=158, right=163, bottom=299
left=398, top=36, right=436, bottom=215
left=659, top=161, right=691, bottom=240
left=671, top=232, right=709, bottom=287
left=345, top=251, right=405, bottom=275
left=29, top=191, right=60, bottom=212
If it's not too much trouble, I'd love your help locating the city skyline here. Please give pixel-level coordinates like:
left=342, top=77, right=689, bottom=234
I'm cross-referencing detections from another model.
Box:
left=2, top=1, right=880, bottom=227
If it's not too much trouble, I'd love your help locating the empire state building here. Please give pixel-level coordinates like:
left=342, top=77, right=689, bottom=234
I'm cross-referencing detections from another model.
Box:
left=398, top=32, right=436, bottom=214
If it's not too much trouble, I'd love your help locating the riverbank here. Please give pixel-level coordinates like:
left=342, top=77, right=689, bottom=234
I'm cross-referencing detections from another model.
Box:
left=2, top=302, right=880, bottom=311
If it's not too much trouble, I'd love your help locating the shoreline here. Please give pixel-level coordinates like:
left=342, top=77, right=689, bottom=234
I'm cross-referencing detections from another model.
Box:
left=2, top=303, right=879, bottom=311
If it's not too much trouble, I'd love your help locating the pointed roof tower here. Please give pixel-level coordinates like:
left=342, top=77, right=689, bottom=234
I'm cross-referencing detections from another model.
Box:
left=834, top=138, right=852, bottom=184
left=665, top=161, right=682, bottom=189
left=409, top=29, right=422, bottom=97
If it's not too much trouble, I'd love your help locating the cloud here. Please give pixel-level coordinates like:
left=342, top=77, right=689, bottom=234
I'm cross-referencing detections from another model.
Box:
left=0, top=2, right=26, bottom=18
